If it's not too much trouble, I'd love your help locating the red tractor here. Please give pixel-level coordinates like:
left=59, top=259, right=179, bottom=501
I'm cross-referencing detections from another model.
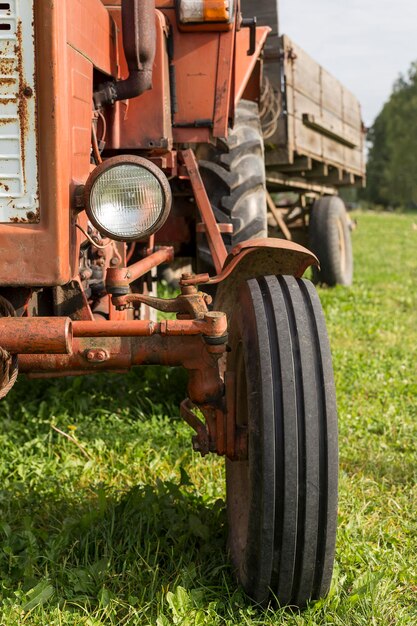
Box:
left=0, top=0, right=340, bottom=607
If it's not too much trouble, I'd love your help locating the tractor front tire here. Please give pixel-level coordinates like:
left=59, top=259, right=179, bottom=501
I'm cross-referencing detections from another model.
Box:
left=226, top=275, right=338, bottom=607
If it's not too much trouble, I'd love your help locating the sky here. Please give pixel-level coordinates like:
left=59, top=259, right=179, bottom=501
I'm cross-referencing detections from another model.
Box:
left=279, top=0, right=417, bottom=127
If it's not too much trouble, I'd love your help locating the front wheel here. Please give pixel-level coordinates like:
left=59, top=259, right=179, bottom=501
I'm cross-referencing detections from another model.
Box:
left=226, top=275, right=338, bottom=607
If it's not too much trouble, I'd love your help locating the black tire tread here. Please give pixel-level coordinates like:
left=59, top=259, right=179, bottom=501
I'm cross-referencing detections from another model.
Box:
left=197, top=100, right=267, bottom=268
left=227, top=275, right=338, bottom=607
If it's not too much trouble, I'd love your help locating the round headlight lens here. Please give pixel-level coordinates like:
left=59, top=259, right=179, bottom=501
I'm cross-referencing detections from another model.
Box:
left=85, top=156, right=171, bottom=241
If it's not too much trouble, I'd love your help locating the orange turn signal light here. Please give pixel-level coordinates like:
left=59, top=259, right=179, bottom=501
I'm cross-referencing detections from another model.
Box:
left=178, top=0, right=232, bottom=24
left=204, top=0, right=229, bottom=21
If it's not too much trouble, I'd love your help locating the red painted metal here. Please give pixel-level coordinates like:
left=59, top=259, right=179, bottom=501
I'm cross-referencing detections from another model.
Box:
left=180, top=149, right=228, bottom=273
left=155, top=214, right=192, bottom=249
left=213, top=26, right=235, bottom=137
left=105, top=9, right=172, bottom=151
left=74, top=320, right=159, bottom=337
left=177, top=238, right=318, bottom=287
left=0, top=0, right=117, bottom=287
left=0, top=317, right=73, bottom=354
left=172, top=127, right=212, bottom=144
left=111, top=275, right=215, bottom=318
left=208, top=237, right=319, bottom=284
left=18, top=335, right=218, bottom=370
left=68, top=0, right=117, bottom=76
left=73, top=314, right=227, bottom=338
left=0, top=0, right=295, bottom=464
left=19, top=331, right=235, bottom=455
left=180, top=399, right=211, bottom=455
left=106, top=247, right=174, bottom=292
left=0, top=310, right=227, bottom=354
left=104, top=2, right=239, bottom=144
left=19, top=333, right=226, bottom=412
left=180, top=376, right=246, bottom=460
left=160, top=6, right=235, bottom=138
left=229, top=237, right=316, bottom=258
left=234, top=26, right=271, bottom=104
left=125, top=246, right=174, bottom=282
left=196, top=223, right=234, bottom=234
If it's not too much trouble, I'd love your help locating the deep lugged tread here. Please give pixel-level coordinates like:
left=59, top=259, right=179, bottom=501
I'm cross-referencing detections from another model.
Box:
left=197, top=100, right=267, bottom=269
left=226, top=275, right=338, bottom=607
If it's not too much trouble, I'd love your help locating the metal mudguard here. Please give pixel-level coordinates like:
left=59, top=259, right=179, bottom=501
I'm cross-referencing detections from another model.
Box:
left=213, top=237, right=318, bottom=316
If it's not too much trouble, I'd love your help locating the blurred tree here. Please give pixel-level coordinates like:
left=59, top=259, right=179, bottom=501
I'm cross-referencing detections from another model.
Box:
left=365, top=61, right=417, bottom=207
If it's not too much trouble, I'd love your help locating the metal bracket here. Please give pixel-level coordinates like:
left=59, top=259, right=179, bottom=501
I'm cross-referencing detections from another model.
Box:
left=180, top=378, right=248, bottom=461
left=112, top=273, right=212, bottom=319
left=180, top=398, right=212, bottom=456
left=179, top=149, right=228, bottom=274
left=196, top=222, right=233, bottom=234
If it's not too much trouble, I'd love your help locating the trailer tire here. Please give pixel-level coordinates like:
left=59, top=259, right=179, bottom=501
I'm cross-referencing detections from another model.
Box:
left=226, top=275, right=338, bottom=607
left=196, top=100, right=267, bottom=272
left=309, top=196, right=353, bottom=286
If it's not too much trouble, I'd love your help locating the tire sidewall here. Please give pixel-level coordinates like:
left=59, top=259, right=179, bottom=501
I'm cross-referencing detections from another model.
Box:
left=226, top=279, right=275, bottom=601
left=309, top=196, right=353, bottom=286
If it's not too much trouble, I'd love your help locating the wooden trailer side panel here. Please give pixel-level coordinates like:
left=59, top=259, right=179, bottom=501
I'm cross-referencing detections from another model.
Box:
left=268, top=35, right=365, bottom=185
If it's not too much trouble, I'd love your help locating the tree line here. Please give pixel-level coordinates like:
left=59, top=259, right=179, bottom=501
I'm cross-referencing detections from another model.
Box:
left=365, top=61, right=417, bottom=208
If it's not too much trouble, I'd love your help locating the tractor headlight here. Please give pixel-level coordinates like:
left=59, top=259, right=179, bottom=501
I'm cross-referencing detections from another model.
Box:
left=84, top=156, right=172, bottom=241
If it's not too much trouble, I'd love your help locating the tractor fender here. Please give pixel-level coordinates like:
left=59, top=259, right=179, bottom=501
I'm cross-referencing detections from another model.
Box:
left=211, top=238, right=318, bottom=317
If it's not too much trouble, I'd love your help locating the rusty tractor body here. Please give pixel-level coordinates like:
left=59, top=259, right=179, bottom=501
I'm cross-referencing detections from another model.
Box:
left=0, top=0, right=343, bottom=607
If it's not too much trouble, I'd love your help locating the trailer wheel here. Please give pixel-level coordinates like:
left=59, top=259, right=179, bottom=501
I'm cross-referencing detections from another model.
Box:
left=196, top=100, right=267, bottom=272
left=226, top=275, right=338, bottom=607
left=309, top=196, right=353, bottom=286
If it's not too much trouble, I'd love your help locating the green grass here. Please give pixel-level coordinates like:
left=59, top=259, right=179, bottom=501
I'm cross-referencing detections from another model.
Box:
left=0, top=210, right=416, bottom=624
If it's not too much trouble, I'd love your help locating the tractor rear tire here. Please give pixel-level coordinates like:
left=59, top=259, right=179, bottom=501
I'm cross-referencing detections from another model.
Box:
left=196, top=100, right=267, bottom=272
left=226, top=275, right=338, bottom=607
left=309, top=196, right=353, bottom=286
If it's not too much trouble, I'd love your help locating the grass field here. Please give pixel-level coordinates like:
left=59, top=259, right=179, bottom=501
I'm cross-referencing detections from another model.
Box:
left=0, top=211, right=416, bottom=625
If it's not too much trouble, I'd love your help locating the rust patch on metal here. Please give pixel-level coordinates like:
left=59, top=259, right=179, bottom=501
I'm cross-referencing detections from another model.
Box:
left=15, top=21, right=30, bottom=183
left=32, top=3, right=39, bottom=196
left=9, top=207, right=39, bottom=224
left=0, top=57, right=14, bottom=76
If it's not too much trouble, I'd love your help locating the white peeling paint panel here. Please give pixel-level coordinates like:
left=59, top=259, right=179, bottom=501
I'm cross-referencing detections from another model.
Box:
left=0, top=0, right=39, bottom=223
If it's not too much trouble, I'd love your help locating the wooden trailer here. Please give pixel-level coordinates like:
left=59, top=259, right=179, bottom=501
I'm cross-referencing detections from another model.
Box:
left=265, top=35, right=365, bottom=189
left=242, top=0, right=366, bottom=285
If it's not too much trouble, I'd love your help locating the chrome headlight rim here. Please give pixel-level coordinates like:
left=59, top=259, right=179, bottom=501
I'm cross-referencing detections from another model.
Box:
left=83, top=155, right=172, bottom=242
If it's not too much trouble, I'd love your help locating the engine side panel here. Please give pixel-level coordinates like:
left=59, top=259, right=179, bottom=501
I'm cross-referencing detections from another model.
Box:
left=0, top=0, right=115, bottom=286
left=0, top=0, right=39, bottom=224
left=105, top=10, right=172, bottom=151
